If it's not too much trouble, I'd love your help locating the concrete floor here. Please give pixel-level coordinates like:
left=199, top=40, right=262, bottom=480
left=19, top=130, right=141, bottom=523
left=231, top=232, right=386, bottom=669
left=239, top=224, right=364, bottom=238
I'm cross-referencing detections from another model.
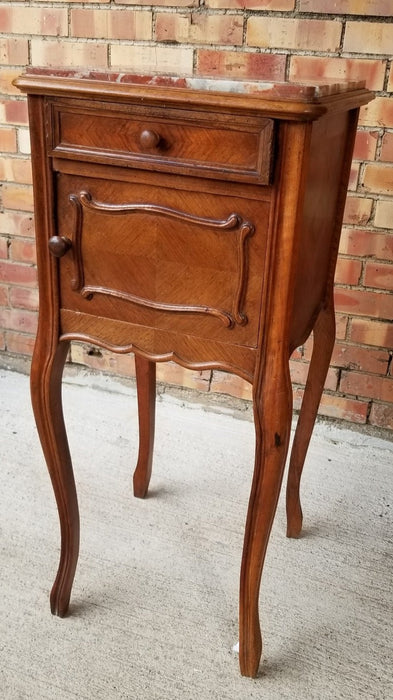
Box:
left=1, top=366, right=392, bottom=699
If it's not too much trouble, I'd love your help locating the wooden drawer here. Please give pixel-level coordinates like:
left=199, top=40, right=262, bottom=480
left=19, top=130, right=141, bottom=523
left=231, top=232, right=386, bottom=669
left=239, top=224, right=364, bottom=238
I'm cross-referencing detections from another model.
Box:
left=49, top=101, right=274, bottom=184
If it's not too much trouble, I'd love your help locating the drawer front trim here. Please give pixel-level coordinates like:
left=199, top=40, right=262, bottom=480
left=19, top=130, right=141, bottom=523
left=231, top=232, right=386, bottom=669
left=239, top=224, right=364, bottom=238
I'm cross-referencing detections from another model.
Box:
left=59, top=310, right=256, bottom=382
left=50, top=102, right=274, bottom=184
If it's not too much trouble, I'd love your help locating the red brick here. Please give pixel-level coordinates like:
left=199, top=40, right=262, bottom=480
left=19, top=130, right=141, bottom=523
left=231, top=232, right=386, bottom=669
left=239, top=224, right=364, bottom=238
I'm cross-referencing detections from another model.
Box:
left=48, top=0, right=108, bottom=3
left=344, top=21, right=393, bottom=55
left=0, top=158, right=8, bottom=180
left=31, top=39, right=108, bottom=69
left=0, top=330, right=5, bottom=351
left=369, top=402, right=393, bottom=431
left=318, top=394, right=368, bottom=424
left=364, top=262, right=393, bottom=291
left=1, top=184, right=34, bottom=212
left=336, top=314, right=349, bottom=341
left=0, top=283, right=8, bottom=306
left=339, top=228, right=393, bottom=261
left=0, top=7, right=67, bottom=36
left=0, top=38, right=29, bottom=66
left=334, top=288, right=393, bottom=320
left=110, top=45, right=193, bottom=75
left=0, top=236, right=8, bottom=260
left=348, top=162, right=360, bottom=191
left=330, top=342, right=389, bottom=375
left=0, top=68, right=20, bottom=96
left=359, top=98, right=393, bottom=129
left=196, top=50, right=286, bottom=81
left=0, top=212, right=34, bottom=238
left=379, top=132, right=393, bottom=163
left=0, top=261, right=37, bottom=286
left=300, top=318, right=347, bottom=365
left=1, top=5, right=391, bottom=428
left=0, top=157, right=32, bottom=184
left=299, top=0, right=393, bottom=15
left=71, top=344, right=212, bottom=391
left=290, top=358, right=310, bottom=386
left=350, top=318, right=393, bottom=347
left=340, top=371, right=393, bottom=403
left=375, top=200, right=393, bottom=229
left=290, top=359, right=338, bottom=391
left=158, top=363, right=211, bottom=392
left=155, top=13, right=243, bottom=46
left=9, top=286, right=39, bottom=311
left=335, top=257, right=362, bottom=285
left=291, top=346, right=303, bottom=360
left=5, top=331, right=35, bottom=356
left=116, top=0, right=196, bottom=5
left=70, top=343, right=136, bottom=377
left=9, top=238, right=37, bottom=264
left=247, top=17, right=341, bottom=51
left=210, top=370, right=252, bottom=400
left=70, top=9, right=152, bottom=41
left=353, top=130, right=378, bottom=161
left=14, top=157, right=33, bottom=184
left=343, top=196, right=372, bottom=225
left=0, top=307, right=38, bottom=334
left=289, top=55, right=386, bottom=92
left=318, top=393, right=369, bottom=423
left=362, top=163, right=393, bottom=196
left=1, top=98, right=28, bottom=126
left=293, top=387, right=368, bottom=423
left=0, top=126, right=17, bottom=152
left=207, top=0, right=294, bottom=7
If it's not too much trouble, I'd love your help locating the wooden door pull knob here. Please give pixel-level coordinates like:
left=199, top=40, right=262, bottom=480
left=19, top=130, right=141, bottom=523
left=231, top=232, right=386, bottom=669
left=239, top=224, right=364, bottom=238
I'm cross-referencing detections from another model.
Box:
left=139, top=129, right=161, bottom=149
left=48, top=236, right=72, bottom=257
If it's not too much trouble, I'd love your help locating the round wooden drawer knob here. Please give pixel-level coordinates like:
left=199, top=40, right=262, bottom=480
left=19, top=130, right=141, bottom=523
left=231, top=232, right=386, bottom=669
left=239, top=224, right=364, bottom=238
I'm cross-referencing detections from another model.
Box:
left=139, top=129, right=161, bottom=149
left=48, top=235, right=72, bottom=258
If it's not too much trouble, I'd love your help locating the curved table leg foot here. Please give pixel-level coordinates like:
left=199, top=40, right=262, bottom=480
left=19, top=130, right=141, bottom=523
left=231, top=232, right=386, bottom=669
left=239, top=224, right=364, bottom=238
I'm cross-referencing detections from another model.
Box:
left=133, top=355, right=156, bottom=499
left=239, top=364, right=292, bottom=677
left=286, top=301, right=336, bottom=538
left=30, top=338, right=79, bottom=617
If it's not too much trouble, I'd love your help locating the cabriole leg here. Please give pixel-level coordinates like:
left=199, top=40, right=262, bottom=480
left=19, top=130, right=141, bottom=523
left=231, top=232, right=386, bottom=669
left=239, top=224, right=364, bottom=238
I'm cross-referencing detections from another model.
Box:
left=286, top=300, right=336, bottom=538
left=133, top=355, right=156, bottom=498
left=239, top=365, right=292, bottom=677
left=30, top=338, right=79, bottom=617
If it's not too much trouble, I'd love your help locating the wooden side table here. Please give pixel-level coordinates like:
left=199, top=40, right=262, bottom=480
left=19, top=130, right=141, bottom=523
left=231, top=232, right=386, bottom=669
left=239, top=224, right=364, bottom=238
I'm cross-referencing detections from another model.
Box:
left=15, top=70, right=372, bottom=677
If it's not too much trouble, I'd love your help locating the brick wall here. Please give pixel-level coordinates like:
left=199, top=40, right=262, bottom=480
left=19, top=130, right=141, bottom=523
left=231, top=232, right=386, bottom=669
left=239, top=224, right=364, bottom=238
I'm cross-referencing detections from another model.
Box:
left=0, top=1, right=392, bottom=430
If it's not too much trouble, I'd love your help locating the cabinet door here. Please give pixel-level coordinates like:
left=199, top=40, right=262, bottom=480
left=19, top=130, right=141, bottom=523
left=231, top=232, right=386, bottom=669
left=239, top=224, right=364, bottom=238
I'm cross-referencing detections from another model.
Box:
left=56, top=172, right=271, bottom=348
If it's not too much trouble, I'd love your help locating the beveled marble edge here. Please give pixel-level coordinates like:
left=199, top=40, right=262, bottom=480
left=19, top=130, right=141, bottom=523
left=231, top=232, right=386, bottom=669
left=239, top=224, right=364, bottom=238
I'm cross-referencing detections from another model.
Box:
left=24, top=67, right=366, bottom=102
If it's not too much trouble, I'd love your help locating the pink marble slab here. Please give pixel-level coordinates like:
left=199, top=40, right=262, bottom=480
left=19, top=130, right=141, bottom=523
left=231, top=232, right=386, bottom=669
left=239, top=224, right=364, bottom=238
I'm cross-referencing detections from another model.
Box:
left=25, top=67, right=366, bottom=102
